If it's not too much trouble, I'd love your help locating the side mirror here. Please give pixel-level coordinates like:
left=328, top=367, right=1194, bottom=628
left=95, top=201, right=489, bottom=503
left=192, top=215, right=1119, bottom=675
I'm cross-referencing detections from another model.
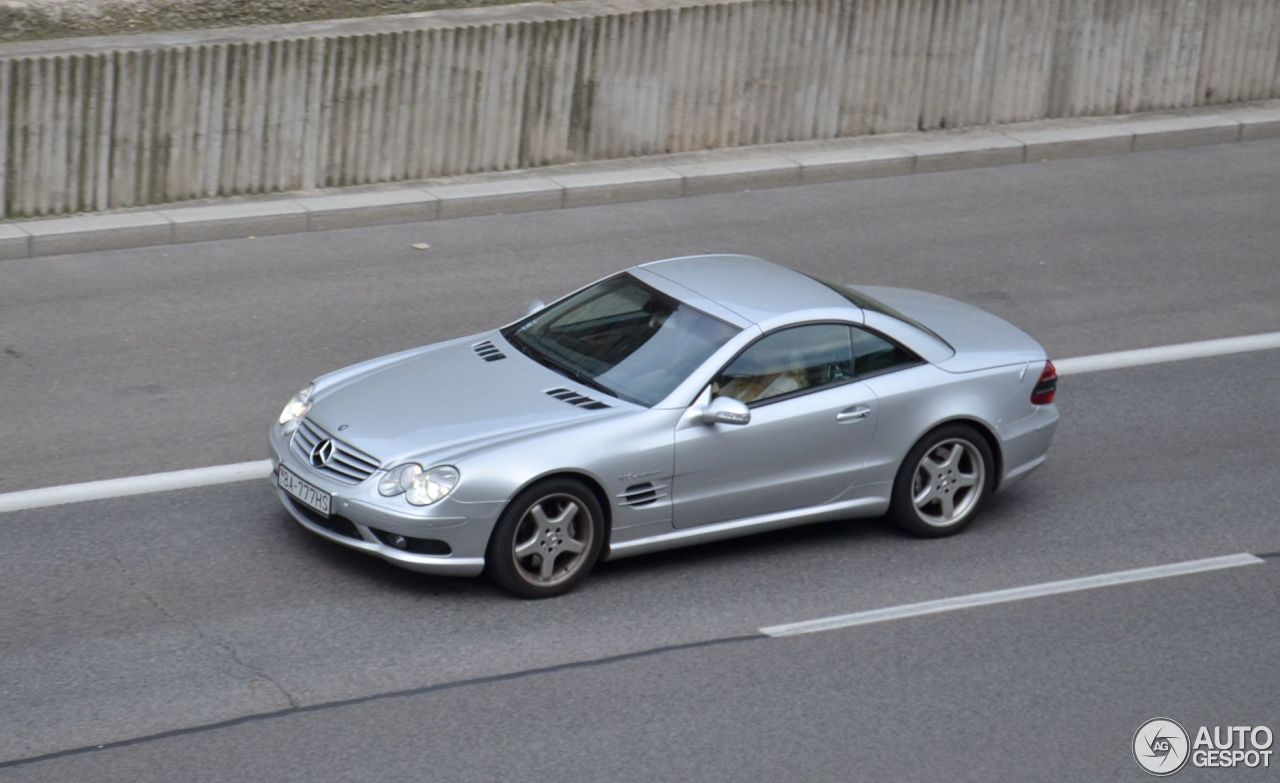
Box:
left=701, top=396, right=750, bottom=426
left=526, top=299, right=547, bottom=316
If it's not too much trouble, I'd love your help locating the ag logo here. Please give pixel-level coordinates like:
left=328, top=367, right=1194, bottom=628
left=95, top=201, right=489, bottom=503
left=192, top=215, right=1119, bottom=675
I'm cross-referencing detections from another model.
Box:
left=1134, top=718, right=1190, bottom=776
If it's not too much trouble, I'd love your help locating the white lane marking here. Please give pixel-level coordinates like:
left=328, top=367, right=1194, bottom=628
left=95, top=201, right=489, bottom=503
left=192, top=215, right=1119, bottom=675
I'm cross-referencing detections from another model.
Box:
left=1055, top=331, right=1280, bottom=375
left=0, top=460, right=272, bottom=514
left=2, top=331, right=1279, bottom=515
left=760, top=553, right=1264, bottom=637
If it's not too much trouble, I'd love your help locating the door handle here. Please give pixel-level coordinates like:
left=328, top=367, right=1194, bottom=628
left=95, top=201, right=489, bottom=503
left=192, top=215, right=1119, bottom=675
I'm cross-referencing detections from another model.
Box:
left=836, top=405, right=872, bottom=423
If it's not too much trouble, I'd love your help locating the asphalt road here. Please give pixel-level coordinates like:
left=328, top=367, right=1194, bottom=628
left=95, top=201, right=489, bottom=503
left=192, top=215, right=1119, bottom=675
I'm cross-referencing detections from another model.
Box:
left=1, top=140, right=1278, bottom=781
left=2, top=139, right=1279, bottom=490
left=8, top=564, right=1278, bottom=783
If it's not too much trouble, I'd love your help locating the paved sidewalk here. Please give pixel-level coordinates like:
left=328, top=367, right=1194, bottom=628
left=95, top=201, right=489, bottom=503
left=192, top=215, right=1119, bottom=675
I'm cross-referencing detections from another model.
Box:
left=2, top=100, right=1278, bottom=260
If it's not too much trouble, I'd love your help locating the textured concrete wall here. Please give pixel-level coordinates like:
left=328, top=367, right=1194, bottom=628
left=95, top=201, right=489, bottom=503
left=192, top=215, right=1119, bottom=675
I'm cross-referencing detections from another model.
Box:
left=2, top=0, right=1279, bottom=219
left=0, top=1, right=535, bottom=43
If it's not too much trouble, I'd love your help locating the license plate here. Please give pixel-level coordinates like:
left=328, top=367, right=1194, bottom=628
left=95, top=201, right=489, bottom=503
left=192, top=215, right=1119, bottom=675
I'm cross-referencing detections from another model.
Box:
left=278, top=465, right=332, bottom=517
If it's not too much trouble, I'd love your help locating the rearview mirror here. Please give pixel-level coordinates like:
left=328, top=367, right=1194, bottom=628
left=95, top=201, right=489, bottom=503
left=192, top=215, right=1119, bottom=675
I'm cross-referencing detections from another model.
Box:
left=526, top=299, right=547, bottom=316
left=701, top=396, right=750, bottom=426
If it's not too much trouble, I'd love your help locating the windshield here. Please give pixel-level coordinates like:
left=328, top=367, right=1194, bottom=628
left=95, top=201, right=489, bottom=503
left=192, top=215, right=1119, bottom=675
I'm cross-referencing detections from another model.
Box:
left=502, top=274, right=740, bottom=407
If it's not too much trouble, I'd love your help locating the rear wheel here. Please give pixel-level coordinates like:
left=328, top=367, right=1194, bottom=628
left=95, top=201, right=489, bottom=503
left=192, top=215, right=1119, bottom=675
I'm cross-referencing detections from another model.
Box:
left=486, top=478, right=604, bottom=598
left=889, top=424, right=993, bottom=537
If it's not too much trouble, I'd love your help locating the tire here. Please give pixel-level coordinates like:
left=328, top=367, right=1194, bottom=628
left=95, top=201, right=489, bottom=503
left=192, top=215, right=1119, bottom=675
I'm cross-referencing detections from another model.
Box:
left=889, top=424, right=994, bottom=538
left=486, top=478, right=605, bottom=598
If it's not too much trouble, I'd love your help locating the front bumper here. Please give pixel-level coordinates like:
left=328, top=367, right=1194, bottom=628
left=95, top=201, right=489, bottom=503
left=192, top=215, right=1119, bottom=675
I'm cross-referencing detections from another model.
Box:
left=269, top=426, right=501, bottom=576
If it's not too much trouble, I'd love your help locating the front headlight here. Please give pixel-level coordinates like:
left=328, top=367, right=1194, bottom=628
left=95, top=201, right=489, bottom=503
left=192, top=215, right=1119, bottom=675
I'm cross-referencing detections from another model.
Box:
left=378, top=464, right=460, bottom=506
left=277, top=384, right=314, bottom=433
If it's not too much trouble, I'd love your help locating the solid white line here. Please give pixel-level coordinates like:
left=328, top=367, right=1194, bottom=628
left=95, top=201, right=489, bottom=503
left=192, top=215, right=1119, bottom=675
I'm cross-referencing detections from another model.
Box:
left=0, top=460, right=272, bottom=514
left=1, top=331, right=1279, bottom=515
left=1055, top=331, right=1280, bottom=375
left=759, top=553, right=1264, bottom=637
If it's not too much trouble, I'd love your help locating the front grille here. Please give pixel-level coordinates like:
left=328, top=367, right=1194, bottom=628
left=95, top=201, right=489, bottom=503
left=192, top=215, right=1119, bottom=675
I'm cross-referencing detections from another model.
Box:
left=290, top=418, right=381, bottom=485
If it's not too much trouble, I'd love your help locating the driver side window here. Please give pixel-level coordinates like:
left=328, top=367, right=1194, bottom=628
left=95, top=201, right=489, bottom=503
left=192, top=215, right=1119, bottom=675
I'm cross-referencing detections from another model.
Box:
left=713, top=324, right=854, bottom=405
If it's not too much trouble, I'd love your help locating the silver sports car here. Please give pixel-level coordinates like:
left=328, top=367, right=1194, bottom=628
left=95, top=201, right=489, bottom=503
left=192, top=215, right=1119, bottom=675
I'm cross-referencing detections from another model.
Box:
left=269, top=254, right=1059, bottom=597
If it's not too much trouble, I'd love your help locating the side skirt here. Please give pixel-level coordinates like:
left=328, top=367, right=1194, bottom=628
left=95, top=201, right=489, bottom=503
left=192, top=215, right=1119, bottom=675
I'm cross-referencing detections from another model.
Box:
left=604, top=495, right=890, bottom=561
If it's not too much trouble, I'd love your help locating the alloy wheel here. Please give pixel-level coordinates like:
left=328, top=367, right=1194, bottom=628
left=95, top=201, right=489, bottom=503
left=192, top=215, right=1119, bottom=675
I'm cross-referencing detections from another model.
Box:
left=511, top=493, right=594, bottom=586
left=910, top=438, right=985, bottom=528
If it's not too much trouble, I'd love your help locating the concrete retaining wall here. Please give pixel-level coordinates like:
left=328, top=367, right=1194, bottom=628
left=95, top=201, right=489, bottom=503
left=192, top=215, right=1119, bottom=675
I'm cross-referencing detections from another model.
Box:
left=2, top=0, right=1279, bottom=219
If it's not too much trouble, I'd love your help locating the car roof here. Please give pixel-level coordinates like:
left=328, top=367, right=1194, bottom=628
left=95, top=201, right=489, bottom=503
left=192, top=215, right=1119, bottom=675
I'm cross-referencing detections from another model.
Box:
left=637, top=254, right=859, bottom=325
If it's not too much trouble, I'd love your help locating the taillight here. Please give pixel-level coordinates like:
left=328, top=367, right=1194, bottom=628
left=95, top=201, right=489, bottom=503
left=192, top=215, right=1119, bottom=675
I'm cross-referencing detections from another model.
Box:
left=1031, top=360, right=1057, bottom=405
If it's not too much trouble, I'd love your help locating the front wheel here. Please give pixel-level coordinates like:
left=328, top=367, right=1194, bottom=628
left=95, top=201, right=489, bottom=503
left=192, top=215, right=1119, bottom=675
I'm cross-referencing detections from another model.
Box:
left=889, top=425, right=994, bottom=537
left=486, top=478, right=605, bottom=598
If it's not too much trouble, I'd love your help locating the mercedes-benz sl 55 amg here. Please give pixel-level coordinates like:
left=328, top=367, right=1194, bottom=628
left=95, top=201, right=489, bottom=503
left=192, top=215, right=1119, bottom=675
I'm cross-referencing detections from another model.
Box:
left=269, top=254, right=1059, bottom=597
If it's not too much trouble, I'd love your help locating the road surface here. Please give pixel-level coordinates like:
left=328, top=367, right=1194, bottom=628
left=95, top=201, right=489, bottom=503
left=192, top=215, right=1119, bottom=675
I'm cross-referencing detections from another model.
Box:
left=1, top=139, right=1278, bottom=781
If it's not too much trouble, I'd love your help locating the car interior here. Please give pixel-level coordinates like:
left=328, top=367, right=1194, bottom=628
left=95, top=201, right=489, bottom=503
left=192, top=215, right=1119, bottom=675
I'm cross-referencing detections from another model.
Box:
left=714, top=324, right=854, bottom=404
left=714, top=324, right=918, bottom=404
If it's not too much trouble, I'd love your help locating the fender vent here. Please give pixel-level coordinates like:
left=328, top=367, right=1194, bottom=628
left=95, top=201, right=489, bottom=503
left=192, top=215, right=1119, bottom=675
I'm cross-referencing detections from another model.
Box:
left=546, top=387, right=611, bottom=410
left=472, top=340, right=506, bottom=362
left=617, top=482, right=667, bottom=507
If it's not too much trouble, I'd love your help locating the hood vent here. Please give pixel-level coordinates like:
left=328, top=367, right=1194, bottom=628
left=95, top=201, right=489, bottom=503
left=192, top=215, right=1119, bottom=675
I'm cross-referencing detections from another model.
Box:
left=472, top=340, right=506, bottom=362
left=617, top=482, right=667, bottom=507
left=546, top=387, right=611, bottom=411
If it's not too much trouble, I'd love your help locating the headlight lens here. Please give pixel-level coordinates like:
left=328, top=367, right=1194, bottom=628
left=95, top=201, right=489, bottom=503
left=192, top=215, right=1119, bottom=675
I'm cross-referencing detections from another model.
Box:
left=378, top=464, right=460, bottom=506
left=378, top=464, right=422, bottom=497
left=277, top=384, right=314, bottom=432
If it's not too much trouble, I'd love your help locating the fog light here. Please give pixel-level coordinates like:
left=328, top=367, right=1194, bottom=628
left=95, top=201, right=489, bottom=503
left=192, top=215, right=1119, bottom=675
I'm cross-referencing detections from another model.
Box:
left=388, top=534, right=408, bottom=549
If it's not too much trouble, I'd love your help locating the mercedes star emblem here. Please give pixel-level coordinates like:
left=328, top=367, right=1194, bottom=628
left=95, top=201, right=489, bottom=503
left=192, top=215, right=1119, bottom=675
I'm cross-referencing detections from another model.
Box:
left=309, top=438, right=335, bottom=467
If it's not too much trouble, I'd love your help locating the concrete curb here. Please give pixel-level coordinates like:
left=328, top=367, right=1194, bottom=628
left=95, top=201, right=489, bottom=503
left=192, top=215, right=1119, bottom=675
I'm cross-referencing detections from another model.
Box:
left=3, top=101, right=1278, bottom=260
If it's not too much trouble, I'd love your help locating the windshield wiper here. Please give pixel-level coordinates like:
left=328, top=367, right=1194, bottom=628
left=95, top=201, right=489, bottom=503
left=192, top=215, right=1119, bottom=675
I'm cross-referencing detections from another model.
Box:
left=554, top=362, right=619, bottom=400
left=504, top=330, right=622, bottom=401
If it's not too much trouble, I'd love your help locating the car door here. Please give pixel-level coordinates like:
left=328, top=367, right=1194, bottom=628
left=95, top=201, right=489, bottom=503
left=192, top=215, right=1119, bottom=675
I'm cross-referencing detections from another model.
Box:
left=671, top=323, right=879, bottom=529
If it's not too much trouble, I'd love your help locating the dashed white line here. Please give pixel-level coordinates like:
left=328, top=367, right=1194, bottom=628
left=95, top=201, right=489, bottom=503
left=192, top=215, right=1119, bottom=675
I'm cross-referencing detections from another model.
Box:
left=0, top=330, right=1278, bottom=514
left=0, top=460, right=271, bottom=514
left=1054, top=331, right=1280, bottom=375
left=759, top=553, right=1265, bottom=637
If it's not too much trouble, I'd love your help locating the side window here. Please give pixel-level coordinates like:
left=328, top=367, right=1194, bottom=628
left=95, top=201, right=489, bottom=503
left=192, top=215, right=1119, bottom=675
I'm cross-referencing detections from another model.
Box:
left=714, top=324, right=854, bottom=405
left=851, top=326, right=918, bottom=376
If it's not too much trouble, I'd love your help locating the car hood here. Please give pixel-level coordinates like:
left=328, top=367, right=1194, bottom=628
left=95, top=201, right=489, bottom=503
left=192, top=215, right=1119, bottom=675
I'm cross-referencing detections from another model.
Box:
left=305, top=333, right=629, bottom=466
left=855, top=286, right=1046, bottom=373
